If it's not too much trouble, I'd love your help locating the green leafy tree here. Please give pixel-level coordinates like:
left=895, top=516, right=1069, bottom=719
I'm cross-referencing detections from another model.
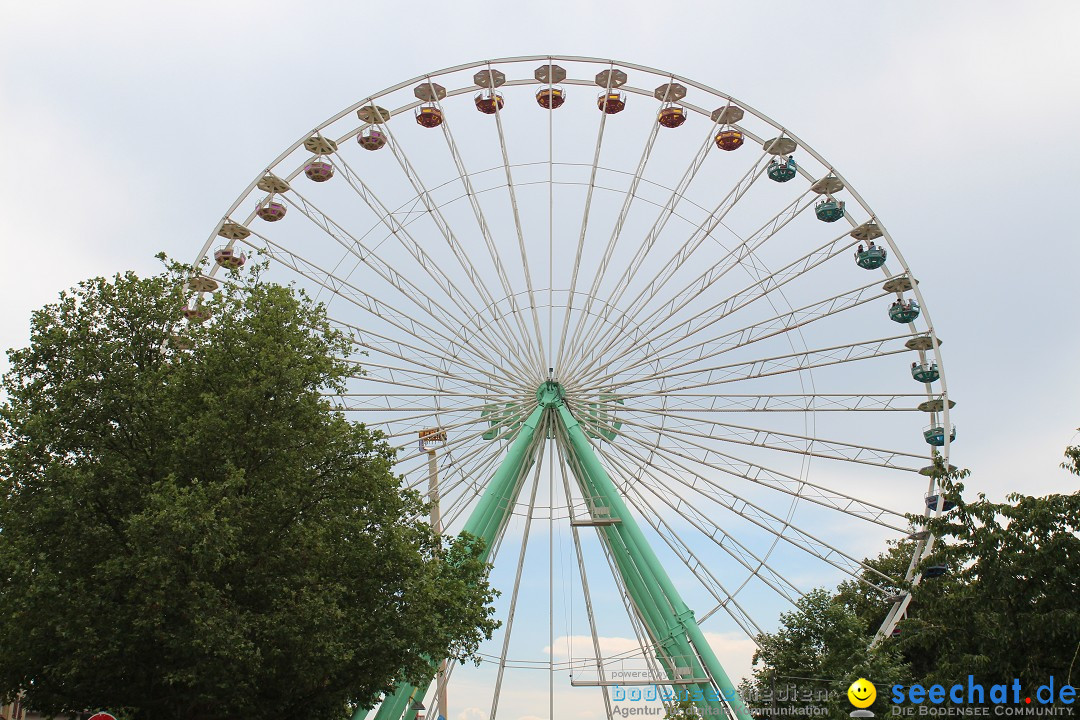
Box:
left=0, top=262, right=498, bottom=720
left=898, top=455, right=1080, bottom=688
left=836, top=541, right=914, bottom=635
left=739, top=443, right=1080, bottom=714
left=747, top=589, right=909, bottom=716
left=663, top=697, right=701, bottom=720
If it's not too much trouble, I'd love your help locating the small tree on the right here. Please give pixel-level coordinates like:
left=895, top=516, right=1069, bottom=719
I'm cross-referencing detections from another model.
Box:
left=898, top=444, right=1080, bottom=688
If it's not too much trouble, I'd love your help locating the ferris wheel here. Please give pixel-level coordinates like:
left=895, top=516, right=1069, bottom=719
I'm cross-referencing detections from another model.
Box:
left=189, top=56, right=955, bottom=720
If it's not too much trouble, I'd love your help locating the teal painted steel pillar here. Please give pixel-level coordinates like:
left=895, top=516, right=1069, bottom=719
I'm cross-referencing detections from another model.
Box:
left=555, top=402, right=753, bottom=720
left=560, top=445, right=688, bottom=680
left=561, top=421, right=715, bottom=708
left=357, top=383, right=752, bottom=720
left=356, top=405, right=547, bottom=720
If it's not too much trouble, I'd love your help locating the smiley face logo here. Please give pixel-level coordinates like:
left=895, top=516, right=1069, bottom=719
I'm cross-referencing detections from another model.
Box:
left=848, top=678, right=876, bottom=708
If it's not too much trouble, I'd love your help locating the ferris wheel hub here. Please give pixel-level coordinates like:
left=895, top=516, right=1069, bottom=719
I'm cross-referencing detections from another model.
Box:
left=535, top=380, right=566, bottom=408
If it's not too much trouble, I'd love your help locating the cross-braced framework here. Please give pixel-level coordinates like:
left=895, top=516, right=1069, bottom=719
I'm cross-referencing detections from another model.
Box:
left=188, top=56, right=955, bottom=720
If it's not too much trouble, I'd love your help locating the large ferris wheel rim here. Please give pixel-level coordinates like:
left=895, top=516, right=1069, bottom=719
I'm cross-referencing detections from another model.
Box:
left=191, top=54, right=953, bottom=647
left=194, top=53, right=948, bottom=422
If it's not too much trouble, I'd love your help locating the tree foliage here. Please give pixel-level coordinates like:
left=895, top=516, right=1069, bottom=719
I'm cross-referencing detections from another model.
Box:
left=899, top=456, right=1080, bottom=687
left=0, top=262, right=498, bottom=720
left=744, top=446, right=1080, bottom=711
left=746, top=589, right=908, bottom=716
left=835, top=541, right=914, bottom=635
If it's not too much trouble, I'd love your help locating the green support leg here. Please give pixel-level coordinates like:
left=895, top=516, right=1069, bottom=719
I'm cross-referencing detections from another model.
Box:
left=561, top=444, right=689, bottom=684
left=562, top=429, right=715, bottom=708
left=357, top=406, right=547, bottom=720
left=556, top=402, right=753, bottom=720
left=358, top=384, right=751, bottom=720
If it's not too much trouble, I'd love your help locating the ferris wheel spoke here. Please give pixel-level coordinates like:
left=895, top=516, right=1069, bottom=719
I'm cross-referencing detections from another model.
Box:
left=602, top=406, right=908, bottom=519
left=335, top=408, right=494, bottom=451
left=327, top=150, right=538, bottom=371
left=334, top=403, right=527, bottom=451
left=393, top=414, right=525, bottom=472
left=580, top=230, right=871, bottom=385
left=333, top=318, right=532, bottom=390
left=350, top=341, right=530, bottom=402
left=397, top=398, right=534, bottom=466
left=573, top=126, right=723, bottom=336
left=591, top=437, right=800, bottom=610
left=331, top=405, right=493, bottom=433
left=590, top=441, right=773, bottom=634
left=575, top=424, right=809, bottom=615
left=554, top=70, right=617, bottom=374
left=580, top=196, right=817, bottom=381
left=567, top=180, right=809, bottom=380
left=565, top=139, right=766, bottom=379
left=327, top=391, right=504, bottom=410
left=432, top=445, right=513, bottom=530
left=236, top=233, right=509, bottom=375
left=342, top=367, right=481, bottom=398
left=376, top=118, right=544, bottom=374
left=393, top=431, right=496, bottom=478
left=594, top=393, right=926, bottom=413
left=486, top=71, right=549, bottom=369
left=583, top=407, right=909, bottom=530
left=412, top=90, right=545, bottom=371
left=413, top=439, right=529, bottom=535
left=349, top=358, right=498, bottom=392
left=488, top=427, right=547, bottom=720
left=597, top=433, right=895, bottom=591
left=346, top=355, right=523, bottom=400
left=425, top=408, right=540, bottom=497
left=274, top=190, right=479, bottom=343
left=328, top=151, right=486, bottom=315
left=580, top=273, right=894, bottom=391
left=562, top=103, right=664, bottom=363
left=581, top=335, right=913, bottom=399
left=589, top=399, right=926, bottom=471
left=377, top=411, right=502, bottom=445
left=599, top=442, right=804, bottom=606
left=628, top=499, right=765, bottom=641
left=327, top=396, right=491, bottom=420
left=428, top=420, right=548, bottom=570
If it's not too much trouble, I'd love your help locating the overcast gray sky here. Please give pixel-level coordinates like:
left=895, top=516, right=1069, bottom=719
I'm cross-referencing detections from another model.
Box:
left=2, top=2, right=1079, bottom=718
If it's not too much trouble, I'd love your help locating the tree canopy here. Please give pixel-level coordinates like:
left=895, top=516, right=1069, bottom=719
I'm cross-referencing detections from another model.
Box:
left=898, top=457, right=1080, bottom=687
left=744, top=446, right=1080, bottom=711
left=745, top=588, right=909, bottom=716
left=0, top=262, right=498, bottom=720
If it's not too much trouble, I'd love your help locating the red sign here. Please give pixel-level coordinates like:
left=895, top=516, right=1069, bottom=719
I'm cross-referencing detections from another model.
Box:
left=87, top=713, right=117, bottom=720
